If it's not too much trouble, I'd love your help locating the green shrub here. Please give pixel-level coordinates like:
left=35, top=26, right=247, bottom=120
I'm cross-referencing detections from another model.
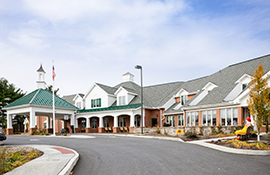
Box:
left=217, top=125, right=223, bottom=134
left=211, top=126, right=218, bottom=135
left=199, top=126, right=204, bottom=135
left=186, top=131, right=197, bottom=138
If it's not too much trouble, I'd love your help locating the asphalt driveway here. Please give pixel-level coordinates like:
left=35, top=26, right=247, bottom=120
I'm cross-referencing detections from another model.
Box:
left=2, top=134, right=270, bottom=175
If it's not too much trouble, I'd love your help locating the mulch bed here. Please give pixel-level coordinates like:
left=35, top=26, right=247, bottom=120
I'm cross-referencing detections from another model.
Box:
left=209, top=134, right=270, bottom=150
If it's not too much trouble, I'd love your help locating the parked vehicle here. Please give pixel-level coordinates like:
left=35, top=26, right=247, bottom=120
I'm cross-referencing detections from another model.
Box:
left=0, top=129, right=7, bottom=141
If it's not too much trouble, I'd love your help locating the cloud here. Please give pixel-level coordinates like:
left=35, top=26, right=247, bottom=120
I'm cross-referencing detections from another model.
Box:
left=0, top=0, right=269, bottom=95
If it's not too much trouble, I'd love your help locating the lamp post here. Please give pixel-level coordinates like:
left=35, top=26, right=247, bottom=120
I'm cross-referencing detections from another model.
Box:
left=135, top=65, right=143, bottom=134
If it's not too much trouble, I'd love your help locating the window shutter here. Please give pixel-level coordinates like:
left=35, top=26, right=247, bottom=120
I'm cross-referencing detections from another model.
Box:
left=99, top=98, right=101, bottom=107
left=91, top=99, right=93, bottom=108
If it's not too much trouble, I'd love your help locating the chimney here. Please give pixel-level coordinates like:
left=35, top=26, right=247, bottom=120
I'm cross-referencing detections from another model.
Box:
left=122, top=72, right=134, bottom=82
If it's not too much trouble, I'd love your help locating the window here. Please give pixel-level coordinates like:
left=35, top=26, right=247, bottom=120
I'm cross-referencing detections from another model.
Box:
left=76, top=102, right=81, bottom=109
left=44, top=122, right=47, bottom=129
left=181, top=95, right=187, bottom=105
left=104, top=118, right=109, bottom=127
left=178, top=115, right=184, bottom=126
left=118, top=117, right=126, bottom=127
left=119, top=96, right=126, bottom=105
left=195, top=112, right=198, bottom=125
left=242, top=83, right=247, bottom=91
left=227, top=108, right=231, bottom=125
left=221, top=109, right=226, bottom=126
left=91, top=98, right=101, bottom=108
left=166, top=116, right=175, bottom=126
left=212, top=110, right=216, bottom=126
left=220, top=107, right=238, bottom=126
left=186, top=113, right=191, bottom=126
left=233, top=108, right=238, bottom=125
left=92, top=118, right=97, bottom=128
left=202, top=110, right=216, bottom=126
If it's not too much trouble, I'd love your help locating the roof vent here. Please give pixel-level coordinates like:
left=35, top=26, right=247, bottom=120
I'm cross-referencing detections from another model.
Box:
left=122, top=72, right=134, bottom=82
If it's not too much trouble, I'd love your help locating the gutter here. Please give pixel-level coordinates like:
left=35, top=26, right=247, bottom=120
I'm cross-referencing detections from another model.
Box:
left=182, top=102, right=239, bottom=111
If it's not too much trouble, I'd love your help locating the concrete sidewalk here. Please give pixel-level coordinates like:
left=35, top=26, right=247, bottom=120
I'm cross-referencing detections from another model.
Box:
left=5, top=145, right=79, bottom=175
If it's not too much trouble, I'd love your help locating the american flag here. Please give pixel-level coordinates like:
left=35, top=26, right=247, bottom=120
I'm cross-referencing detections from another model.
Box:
left=52, top=66, right=56, bottom=81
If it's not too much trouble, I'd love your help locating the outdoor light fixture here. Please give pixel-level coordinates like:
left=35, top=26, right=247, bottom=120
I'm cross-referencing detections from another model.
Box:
left=135, top=65, right=143, bottom=134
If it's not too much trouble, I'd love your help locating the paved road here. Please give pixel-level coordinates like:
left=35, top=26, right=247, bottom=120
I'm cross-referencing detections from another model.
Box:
left=3, top=134, right=270, bottom=175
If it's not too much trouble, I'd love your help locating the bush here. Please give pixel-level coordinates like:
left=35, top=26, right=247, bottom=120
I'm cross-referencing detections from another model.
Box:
left=186, top=131, right=197, bottom=138
left=199, top=126, right=204, bottom=135
left=217, top=125, right=223, bottom=134
left=156, top=127, right=161, bottom=134
left=211, top=126, right=218, bottom=135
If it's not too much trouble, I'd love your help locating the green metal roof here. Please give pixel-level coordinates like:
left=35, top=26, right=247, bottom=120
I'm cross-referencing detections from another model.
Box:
left=77, top=103, right=141, bottom=113
left=4, top=88, right=78, bottom=110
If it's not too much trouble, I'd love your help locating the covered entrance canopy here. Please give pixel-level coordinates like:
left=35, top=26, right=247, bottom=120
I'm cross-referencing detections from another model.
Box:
left=3, top=88, right=78, bottom=135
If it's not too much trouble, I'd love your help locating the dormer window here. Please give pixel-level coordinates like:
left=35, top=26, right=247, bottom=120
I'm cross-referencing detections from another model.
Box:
left=76, top=102, right=81, bottom=109
left=91, top=98, right=101, bottom=108
left=181, top=95, right=187, bottom=105
left=119, top=96, right=126, bottom=105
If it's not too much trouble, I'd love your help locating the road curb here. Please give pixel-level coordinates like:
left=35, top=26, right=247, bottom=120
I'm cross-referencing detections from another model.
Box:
left=189, top=140, right=270, bottom=156
left=58, top=146, right=80, bottom=175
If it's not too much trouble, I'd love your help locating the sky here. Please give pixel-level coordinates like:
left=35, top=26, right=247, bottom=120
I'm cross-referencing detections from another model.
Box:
left=0, top=0, right=270, bottom=97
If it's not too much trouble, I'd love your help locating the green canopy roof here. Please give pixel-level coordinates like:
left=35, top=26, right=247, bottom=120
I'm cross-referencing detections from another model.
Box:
left=77, top=103, right=141, bottom=113
left=4, top=88, right=78, bottom=110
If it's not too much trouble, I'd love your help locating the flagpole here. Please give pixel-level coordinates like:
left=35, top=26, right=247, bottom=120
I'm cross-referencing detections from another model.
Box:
left=52, top=60, right=56, bottom=136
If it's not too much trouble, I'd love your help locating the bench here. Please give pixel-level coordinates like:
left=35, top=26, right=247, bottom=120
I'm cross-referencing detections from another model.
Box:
left=236, top=126, right=253, bottom=141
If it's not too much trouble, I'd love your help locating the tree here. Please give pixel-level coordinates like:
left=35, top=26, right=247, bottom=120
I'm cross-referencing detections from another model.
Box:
left=46, top=85, right=59, bottom=95
left=247, top=65, right=270, bottom=141
left=0, top=77, right=25, bottom=128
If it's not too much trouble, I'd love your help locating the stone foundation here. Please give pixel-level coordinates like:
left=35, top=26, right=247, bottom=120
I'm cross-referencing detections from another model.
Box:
left=134, top=126, right=245, bottom=136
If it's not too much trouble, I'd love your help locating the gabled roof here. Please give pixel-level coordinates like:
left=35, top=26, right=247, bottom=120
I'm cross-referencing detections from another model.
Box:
left=96, top=83, right=117, bottom=95
left=185, top=54, right=270, bottom=107
left=62, top=94, right=77, bottom=105
left=4, top=89, right=78, bottom=110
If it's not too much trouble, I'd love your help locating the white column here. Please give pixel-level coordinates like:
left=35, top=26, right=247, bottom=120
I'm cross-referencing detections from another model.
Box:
left=50, top=117, right=53, bottom=129
left=7, top=112, right=12, bottom=129
left=70, top=113, right=75, bottom=126
left=130, top=115, right=134, bottom=127
left=29, top=108, right=36, bottom=128
left=86, top=117, right=90, bottom=128
left=75, top=117, right=78, bottom=128
left=62, top=121, right=64, bottom=129
left=46, top=116, right=50, bottom=129
left=99, top=117, right=104, bottom=127
left=114, top=116, right=118, bottom=127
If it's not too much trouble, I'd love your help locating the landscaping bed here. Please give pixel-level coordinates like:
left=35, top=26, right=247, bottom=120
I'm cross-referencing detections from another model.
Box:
left=0, top=146, right=43, bottom=174
left=209, top=134, right=270, bottom=150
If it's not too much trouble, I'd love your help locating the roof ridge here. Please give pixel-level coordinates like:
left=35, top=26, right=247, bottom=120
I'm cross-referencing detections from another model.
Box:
left=29, top=89, right=41, bottom=104
left=228, top=53, right=270, bottom=68
left=144, top=81, right=184, bottom=88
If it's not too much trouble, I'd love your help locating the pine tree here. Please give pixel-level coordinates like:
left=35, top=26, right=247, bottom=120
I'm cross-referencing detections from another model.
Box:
left=247, top=65, right=270, bottom=141
left=0, top=77, right=25, bottom=128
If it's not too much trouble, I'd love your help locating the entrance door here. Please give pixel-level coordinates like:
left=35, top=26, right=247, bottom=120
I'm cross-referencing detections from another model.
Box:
left=151, top=118, right=157, bottom=127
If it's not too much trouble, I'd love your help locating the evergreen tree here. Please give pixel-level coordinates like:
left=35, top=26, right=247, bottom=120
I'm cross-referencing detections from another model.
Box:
left=247, top=65, right=270, bottom=141
left=46, top=85, right=59, bottom=95
left=0, top=77, right=25, bottom=128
